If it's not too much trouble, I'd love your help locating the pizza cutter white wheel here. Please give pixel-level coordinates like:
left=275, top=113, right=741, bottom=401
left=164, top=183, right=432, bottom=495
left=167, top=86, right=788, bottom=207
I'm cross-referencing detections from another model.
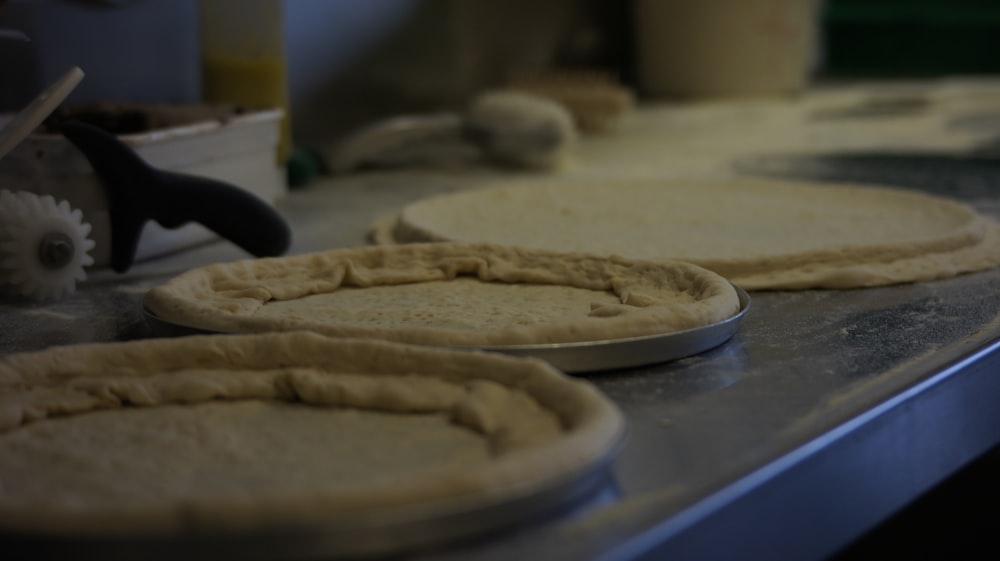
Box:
left=0, top=190, right=96, bottom=300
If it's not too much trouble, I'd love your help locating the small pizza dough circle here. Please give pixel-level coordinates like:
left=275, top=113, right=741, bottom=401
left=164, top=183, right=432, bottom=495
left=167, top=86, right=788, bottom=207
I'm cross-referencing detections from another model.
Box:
left=143, top=242, right=741, bottom=346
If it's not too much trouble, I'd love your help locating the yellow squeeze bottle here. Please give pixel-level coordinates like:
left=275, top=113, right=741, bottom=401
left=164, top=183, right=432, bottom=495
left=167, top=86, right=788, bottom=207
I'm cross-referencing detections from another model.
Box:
left=199, top=0, right=292, bottom=165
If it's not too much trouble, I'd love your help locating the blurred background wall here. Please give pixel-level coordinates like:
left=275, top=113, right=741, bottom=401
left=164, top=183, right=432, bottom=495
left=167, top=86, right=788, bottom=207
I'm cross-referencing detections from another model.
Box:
left=2, top=0, right=999, bottom=149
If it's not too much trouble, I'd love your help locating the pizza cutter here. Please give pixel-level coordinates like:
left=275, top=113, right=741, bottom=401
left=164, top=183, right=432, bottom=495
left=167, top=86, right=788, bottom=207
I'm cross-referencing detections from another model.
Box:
left=0, top=67, right=96, bottom=300
left=58, top=121, right=292, bottom=273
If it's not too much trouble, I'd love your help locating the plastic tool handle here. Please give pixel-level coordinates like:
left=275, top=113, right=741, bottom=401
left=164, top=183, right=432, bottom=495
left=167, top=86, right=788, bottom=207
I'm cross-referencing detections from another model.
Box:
left=151, top=169, right=292, bottom=257
left=59, top=120, right=292, bottom=273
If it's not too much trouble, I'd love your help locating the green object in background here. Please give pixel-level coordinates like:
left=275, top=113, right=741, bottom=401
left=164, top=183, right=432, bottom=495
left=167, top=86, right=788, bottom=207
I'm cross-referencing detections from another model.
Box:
left=286, top=148, right=324, bottom=189
left=822, top=0, right=1000, bottom=76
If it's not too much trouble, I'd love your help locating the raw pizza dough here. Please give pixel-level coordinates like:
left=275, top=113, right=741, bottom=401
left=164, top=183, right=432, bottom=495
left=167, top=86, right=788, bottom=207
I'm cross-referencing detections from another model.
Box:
left=372, top=178, right=1000, bottom=290
left=143, top=242, right=740, bottom=346
left=0, top=331, right=624, bottom=539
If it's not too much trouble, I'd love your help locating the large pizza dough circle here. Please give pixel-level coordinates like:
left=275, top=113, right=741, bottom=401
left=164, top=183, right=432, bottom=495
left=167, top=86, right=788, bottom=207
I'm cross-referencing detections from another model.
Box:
left=374, top=178, right=1000, bottom=289
left=143, top=242, right=740, bottom=346
left=0, top=331, right=624, bottom=545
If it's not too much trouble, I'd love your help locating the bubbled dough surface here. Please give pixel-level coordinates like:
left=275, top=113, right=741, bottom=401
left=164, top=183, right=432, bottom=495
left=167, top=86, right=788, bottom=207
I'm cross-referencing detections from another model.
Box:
left=254, top=279, right=624, bottom=331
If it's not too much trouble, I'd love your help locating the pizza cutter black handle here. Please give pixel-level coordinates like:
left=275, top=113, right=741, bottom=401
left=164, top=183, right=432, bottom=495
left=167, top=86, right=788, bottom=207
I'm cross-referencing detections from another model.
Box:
left=59, top=120, right=292, bottom=273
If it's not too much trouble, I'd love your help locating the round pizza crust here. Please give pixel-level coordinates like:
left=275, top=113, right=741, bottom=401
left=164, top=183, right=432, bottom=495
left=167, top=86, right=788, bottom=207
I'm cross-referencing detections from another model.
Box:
left=372, top=178, right=1000, bottom=290
left=143, top=242, right=741, bottom=346
left=0, top=331, right=625, bottom=542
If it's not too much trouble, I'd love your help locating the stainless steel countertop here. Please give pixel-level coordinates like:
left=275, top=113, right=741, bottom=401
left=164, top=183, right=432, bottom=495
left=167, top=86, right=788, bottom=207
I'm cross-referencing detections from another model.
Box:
left=3, top=82, right=1000, bottom=560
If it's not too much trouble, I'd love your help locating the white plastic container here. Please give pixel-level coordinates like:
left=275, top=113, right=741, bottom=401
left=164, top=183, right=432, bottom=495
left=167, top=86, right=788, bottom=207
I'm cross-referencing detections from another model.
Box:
left=200, top=0, right=293, bottom=165
left=0, top=106, right=285, bottom=269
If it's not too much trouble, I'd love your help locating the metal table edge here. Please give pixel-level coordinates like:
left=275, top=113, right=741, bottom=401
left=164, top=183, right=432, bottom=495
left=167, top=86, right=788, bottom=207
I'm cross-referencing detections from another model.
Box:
left=598, top=336, right=1000, bottom=561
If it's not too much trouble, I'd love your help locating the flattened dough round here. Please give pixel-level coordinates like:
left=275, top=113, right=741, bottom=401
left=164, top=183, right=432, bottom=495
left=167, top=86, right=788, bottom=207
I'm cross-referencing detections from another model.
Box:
left=0, top=331, right=624, bottom=544
left=374, top=178, right=1000, bottom=289
left=143, top=242, right=740, bottom=346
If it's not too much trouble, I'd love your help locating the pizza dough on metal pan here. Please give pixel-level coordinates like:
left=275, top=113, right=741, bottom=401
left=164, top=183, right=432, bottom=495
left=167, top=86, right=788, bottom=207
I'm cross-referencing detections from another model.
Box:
left=143, top=242, right=740, bottom=346
left=373, top=178, right=1000, bottom=290
left=0, top=331, right=624, bottom=541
